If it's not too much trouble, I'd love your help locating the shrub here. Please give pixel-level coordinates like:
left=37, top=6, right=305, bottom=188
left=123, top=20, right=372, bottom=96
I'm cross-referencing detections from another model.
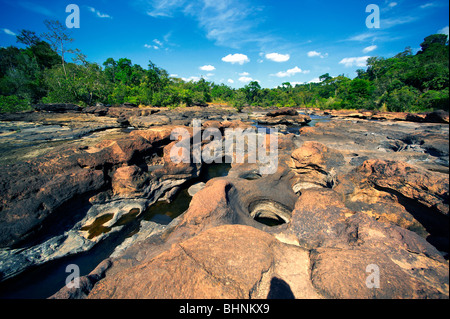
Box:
left=0, top=95, right=31, bottom=113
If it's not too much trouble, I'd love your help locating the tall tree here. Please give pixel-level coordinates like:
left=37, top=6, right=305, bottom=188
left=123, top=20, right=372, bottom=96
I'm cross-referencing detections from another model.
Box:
left=16, top=29, right=40, bottom=47
left=419, top=34, right=448, bottom=54
left=41, top=20, right=75, bottom=78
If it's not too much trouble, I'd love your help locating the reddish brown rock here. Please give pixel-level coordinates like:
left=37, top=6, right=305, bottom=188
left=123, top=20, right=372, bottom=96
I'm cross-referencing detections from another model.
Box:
left=310, top=212, right=449, bottom=298
left=266, top=108, right=299, bottom=117
left=0, top=154, right=107, bottom=247
left=288, top=141, right=345, bottom=191
left=357, top=159, right=449, bottom=216
left=285, top=188, right=351, bottom=248
left=88, top=224, right=321, bottom=299
left=111, top=165, right=148, bottom=196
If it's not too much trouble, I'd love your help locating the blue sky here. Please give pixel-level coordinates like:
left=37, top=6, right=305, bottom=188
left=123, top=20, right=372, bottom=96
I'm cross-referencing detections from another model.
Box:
left=0, top=0, right=448, bottom=88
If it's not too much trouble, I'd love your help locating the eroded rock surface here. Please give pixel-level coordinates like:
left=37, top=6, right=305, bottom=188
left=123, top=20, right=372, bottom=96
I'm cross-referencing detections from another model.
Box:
left=0, top=106, right=448, bottom=299
left=83, top=127, right=448, bottom=299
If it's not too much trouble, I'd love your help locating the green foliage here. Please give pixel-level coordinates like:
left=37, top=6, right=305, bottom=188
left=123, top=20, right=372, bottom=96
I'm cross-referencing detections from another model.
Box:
left=0, top=95, right=31, bottom=113
left=0, top=27, right=448, bottom=113
left=232, top=90, right=247, bottom=112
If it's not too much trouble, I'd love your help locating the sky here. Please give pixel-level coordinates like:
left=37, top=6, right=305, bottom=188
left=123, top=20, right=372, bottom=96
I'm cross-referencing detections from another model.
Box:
left=0, top=0, right=449, bottom=88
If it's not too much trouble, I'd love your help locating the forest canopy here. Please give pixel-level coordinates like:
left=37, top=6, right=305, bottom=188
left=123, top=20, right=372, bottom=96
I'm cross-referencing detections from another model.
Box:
left=0, top=20, right=448, bottom=113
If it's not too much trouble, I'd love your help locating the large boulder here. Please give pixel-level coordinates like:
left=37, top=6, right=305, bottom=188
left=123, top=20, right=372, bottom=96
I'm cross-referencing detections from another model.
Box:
left=288, top=141, right=345, bottom=192
left=357, top=159, right=449, bottom=216
left=33, top=103, right=82, bottom=113
left=425, top=110, right=449, bottom=124
left=266, top=108, right=299, bottom=117
left=87, top=225, right=321, bottom=299
left=310, top=212, right=448, bottom=298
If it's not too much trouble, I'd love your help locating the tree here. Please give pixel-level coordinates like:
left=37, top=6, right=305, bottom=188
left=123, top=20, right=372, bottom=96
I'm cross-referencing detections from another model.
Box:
left=147, top=60, right=168, bottom=91
left=243, top=81, right=261, bottom=105
left=232, top=90, right=247, bottom=112
left=41, top=20, right=76, bottom=78
left=319, top=73, right=332, bottom=83
left=115, top=58, right=133, bottom=84
left=103, top=58, right=117, bottom=83
left=16, top=29, right=40, bottom=47
left=419, top=34, right=448, bottom=54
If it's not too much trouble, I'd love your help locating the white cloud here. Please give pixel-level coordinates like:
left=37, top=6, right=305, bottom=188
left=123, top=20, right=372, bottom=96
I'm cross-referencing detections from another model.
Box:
left=144, top=44, right=159, bottom=49
left=199, top=65, right=216, bottom=71
left=388, top=2, right=398, bottom=8
left=182, top=76, right=202, bottom=82
left=347, top=32, right=378, bottom=41
left=307, top=51, right=328, bottom=58
left=222, top=53, right=250, bottom=65
left=420, top=3, right=434, bottom=9
left=2, top=28, right=16, bottom=36
left=272, top=66, right=305, bottom=78
left=339, top=56, right=370, bottom=67
left=153, top=39, right=163, bottom=46
left=265, top=52, right=290, bottom=62
left=147, top=35, right=175, bottom=51
left=438, top=26, right=449, bottom=38
left=239, top=72, right=250, bottom=76
left=145, top=0, right=271, bottom=48
left=238, top=76, right=254, bottom=83
left=87, top=6, right=112, bottom=18
left=307, top=51, right=320, bottom=57
left=227, top=79, right=234, bottom=84
left=308, top=78, right=321, bottom=83
left=382, top=16, right=417, bottom=28
left=363, top=45, right=377, bottom=53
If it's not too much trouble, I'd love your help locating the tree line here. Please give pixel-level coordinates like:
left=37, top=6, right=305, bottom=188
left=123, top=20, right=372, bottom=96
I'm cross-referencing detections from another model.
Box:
left=0, top=20, right=448, bottom=113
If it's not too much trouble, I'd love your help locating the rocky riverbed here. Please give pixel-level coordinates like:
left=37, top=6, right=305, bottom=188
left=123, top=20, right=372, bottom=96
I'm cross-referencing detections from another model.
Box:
left=0, top=104, right=448, bottom=299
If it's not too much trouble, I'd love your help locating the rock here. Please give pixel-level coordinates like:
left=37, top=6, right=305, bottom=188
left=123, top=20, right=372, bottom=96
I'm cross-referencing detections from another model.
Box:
left=328, top=109, right=374, bottom=119
left=83, top=105, right=108, bottom=116
left=311, top=247, right=445, bottom=298
left=121, top=102, right=138, bottom=108
left=425, top=110, right=449, bottom=124
left=111, top=165, right=149, bottom=197
left=187, top=182, right=206, bottom=196
left=406, top=113, right=427, bottom=122
left=0, top=123, right=193, bottom=248
left=0, top=161, right=106, bottom=247
left=33, top=103, right=82, bottom=113
left=310, top=212, right=449, bottom=298
left=116, top=115, right=130, bottom=127
left=1, top=106, right=449, bottom=299
left=87, top=187, right=448, bottom=299
left=49, top=259, right=112, bottom=299
left=333, top=158, right=449, bottom=254
left=128, top=115, right=171, bottom=127
left=285, top=188, right=351, bottom=249
left=257, top=114, right=311, bottom=126
left=88, top=225, right=321, bottom=299
left=288, top=141, right=345, bottom=191
left=266, top=108, right=298, bottom=117
left=357, top=159, right=449, bottom=216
